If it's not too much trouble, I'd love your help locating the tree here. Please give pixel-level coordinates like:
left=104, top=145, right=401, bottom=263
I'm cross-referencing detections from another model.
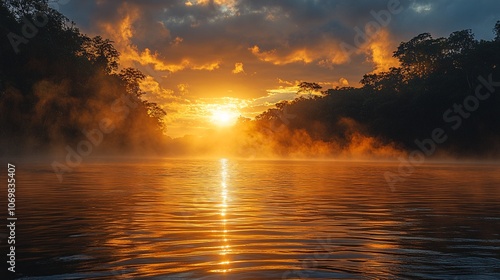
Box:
left=119, top=67, right=146, bottom=98
left=297, top=82, right=322, bottom=98
left=0, top=0, right=170, bottom=155
left=361, top=67, right=405, bottom=93
left=145, top=102, right=167, bottom=132
left=4, top=0, right=48, bottom=18
left=446, top=30, right=476, bottom=56
left=393, top=33, right=445, bottom=78
left=495, top=20, right=500, bottom=41
left=81, top=36, right=120, bottom=73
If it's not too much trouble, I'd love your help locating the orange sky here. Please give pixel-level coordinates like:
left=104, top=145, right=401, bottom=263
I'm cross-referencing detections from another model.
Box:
left=57, top=0, right=500, bottom=137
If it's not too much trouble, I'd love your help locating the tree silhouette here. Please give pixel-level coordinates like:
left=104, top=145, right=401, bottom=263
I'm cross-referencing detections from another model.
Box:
left=82, top=36, right=120, bottom=74
left=495, top=20, right=500, bottom=41
left=298, top=82, right=322, bottom=98
left=0, top=0, right=169, bottom=155
left=253, top=22, right=500, bottom=157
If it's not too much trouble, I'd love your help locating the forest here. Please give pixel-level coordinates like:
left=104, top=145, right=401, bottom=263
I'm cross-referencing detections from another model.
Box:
left=245, top=24, right=500, bottom=158
left=0, top=0, right=167, bottom=156
left=1, top=0, right=500, bottom=159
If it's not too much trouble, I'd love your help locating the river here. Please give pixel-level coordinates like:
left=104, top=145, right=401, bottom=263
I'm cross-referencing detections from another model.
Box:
left=3, top=159, right=500, bottom=279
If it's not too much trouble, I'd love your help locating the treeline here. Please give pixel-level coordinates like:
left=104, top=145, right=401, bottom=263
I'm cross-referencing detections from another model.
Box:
left=251, top=24, right=500, bottom=158
left=0, top=0, right=167, bottom=156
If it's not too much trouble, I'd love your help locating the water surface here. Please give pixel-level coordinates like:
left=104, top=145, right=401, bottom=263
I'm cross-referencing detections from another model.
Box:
left=4, top=159, right=500, bottom=279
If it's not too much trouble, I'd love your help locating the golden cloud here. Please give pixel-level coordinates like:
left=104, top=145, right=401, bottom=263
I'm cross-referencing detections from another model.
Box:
left=340, top=78, right=349, bottom=86
left=249, top=41, right=349, bottom=66
left=97, top=3, right=221, bottom=73
left=232, top=62, right=245, bottom=74
left=360, top=29, right=400, bottom=73
left=191, top=61, right=221, bottom=71
left=249, top=45, right=312, bottom=65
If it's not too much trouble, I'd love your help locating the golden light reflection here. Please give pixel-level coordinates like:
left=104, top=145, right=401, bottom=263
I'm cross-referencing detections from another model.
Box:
left=211, top=158, right=232, bottom=274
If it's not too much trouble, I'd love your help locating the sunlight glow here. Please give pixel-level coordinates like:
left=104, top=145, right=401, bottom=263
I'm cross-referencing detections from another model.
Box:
left=210, top=108, right=239, bottom=127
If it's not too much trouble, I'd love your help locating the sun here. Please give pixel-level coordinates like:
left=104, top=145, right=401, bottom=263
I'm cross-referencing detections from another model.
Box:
left=211, top=108, right=239, bottom=127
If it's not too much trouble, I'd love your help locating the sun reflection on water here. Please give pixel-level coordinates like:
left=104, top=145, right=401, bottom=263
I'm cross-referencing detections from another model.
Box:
left=211, top=158, right=232, bottom=274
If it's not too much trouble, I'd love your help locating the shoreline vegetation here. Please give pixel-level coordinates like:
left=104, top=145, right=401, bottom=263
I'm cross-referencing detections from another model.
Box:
left=2, top=0, right=500, bottom=160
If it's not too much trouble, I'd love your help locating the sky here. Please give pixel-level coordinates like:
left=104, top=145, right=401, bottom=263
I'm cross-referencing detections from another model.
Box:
left=56, top=0, right=500, bottom=137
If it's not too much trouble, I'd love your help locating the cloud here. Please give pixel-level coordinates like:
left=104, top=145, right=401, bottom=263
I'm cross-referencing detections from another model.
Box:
left=361, top=29, right=400, bottom=73
left=191, top=61, right=221, bottom=70
left=232, top=62, right=245, bottom=74
left=249, top=45, right=314, bottom=65
left=339, top=78, right=350, bottom=86
left=171, top=36, right=183, bottom=46
left=91, top=1, right=224, bottom=74
left=177, top=83, right=189, bottom=95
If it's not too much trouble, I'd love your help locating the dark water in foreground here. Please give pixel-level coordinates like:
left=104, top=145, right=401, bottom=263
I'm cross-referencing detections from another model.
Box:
left=2, top=159, right=500, bottom=279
